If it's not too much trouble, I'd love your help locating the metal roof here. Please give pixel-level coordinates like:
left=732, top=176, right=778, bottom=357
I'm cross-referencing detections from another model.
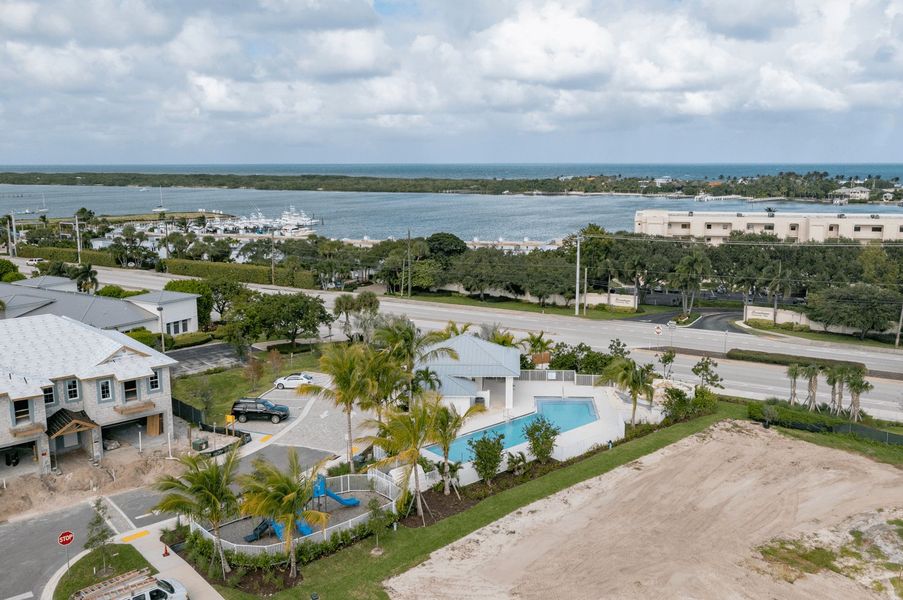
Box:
left=0, top=314, right=177, bottom=401
left=12, top=275, right=75, bottom=289
left=418, top=334, right=521, bottom=380
left=0, top=282, right=156, bottom=330
left=127, top=290, right=200, bottom=305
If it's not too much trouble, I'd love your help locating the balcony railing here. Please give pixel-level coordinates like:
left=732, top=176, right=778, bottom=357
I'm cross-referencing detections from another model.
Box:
left=114, top=401, right=156, bottom=415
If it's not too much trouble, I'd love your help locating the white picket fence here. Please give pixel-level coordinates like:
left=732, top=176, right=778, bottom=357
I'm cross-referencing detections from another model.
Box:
left=519, top=370, right=601, bottom=386
left=190, top=470, right=401, bottom=556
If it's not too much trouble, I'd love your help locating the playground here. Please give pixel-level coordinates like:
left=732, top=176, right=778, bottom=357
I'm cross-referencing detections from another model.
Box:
left=386, top=420, right=903, bottom=599
left=212, top=473, right=398, bottom=552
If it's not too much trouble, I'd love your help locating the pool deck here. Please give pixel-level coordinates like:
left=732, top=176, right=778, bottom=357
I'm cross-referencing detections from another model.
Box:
left=428, top=380, right=664, bottom=486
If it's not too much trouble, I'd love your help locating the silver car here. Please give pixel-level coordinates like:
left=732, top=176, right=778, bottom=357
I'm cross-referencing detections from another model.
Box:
left=274, top=372, right=314, bottom=389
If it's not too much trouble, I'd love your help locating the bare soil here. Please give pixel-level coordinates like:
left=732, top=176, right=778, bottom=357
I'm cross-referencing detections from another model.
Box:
left=386, top=420, right=903, bottom=599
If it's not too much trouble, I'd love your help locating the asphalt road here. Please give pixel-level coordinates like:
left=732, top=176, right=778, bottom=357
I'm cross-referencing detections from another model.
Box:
left=166, top=342, right=241, bottom=375
left=22, top=259, right=898, bottom=376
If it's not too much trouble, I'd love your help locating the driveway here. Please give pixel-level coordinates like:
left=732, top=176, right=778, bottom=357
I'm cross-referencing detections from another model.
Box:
left=167, top=342, right=241, bottom=376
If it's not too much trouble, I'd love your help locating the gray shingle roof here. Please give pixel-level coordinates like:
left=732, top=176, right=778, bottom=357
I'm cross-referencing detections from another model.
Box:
left=0, top=282, right=156, bottom=330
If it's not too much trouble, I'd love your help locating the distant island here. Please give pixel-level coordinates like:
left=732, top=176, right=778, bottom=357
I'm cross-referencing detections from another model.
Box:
left=0, top=170, right=900, bottom=202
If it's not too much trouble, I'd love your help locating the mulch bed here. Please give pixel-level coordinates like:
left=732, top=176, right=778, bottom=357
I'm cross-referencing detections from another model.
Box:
left=173, top=544, right=299, bottom=596
left=399, top=488, right=479, bottom=528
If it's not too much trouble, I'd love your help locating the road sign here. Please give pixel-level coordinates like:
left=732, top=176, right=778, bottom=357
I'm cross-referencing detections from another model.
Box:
left=58, top=531, right=74, bottom=546
left=654, top=325, right=663, bottom=336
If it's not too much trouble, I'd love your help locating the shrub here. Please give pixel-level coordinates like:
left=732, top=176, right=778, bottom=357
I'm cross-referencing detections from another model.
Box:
left=0, top=258, right=16, bottom=278
left=17, top=245, right=118, bottom=267
left=1, top=271, right=26, bottom=282
left=468, top=433, right=505, bottom=486
left=126, top=327, right=172, bottom=351
left=96, top=285, right=127, bottom=298
left=523, top=416, right=560, bottom=464
left=726, top=349, right=865, bottom=371
left=171, top=331, right=213, bottom=349
left=747, top=401, right=843, bottom=430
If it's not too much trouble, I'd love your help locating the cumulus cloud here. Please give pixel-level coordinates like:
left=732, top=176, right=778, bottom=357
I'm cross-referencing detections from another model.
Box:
left=0, top=0, right=901, bottom=162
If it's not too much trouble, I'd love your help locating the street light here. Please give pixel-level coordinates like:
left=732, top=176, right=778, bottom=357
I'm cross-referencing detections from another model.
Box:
left=156, top=305, right=165, bottom=352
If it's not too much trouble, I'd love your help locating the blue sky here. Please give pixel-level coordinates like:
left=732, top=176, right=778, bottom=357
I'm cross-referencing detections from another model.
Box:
left=0, top=0, right=901, bottom=164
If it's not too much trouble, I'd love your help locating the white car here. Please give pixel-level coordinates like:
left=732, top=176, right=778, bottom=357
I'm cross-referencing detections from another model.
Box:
left=274, top=373, right=314, bottom=389
left=25, top=258, right=41, bottom=266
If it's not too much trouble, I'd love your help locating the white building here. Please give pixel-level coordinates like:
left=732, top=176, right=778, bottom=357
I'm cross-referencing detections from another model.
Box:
left=417, top=334, right=521, bottom=414
left=0, top=315, right=177, bottom=475
left=0, top=282, right=199, bottom=334
left=831, top=186, right=871, bottom=201
left=634, top=210, right=903, bottom=245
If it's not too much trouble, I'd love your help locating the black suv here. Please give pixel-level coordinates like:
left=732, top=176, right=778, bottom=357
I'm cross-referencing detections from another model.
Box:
left=231, top=398, right=290, bottom=424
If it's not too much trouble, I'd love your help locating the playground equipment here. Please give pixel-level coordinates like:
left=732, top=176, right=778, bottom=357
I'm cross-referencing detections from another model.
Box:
left=243, top=519, right=270, bottom=543
left=270, top=518, right=313, bottom=542
left=313, top=474, right=360, bottom=508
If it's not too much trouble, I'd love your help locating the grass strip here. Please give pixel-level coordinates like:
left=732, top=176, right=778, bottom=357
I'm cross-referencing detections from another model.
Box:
left=54, top=545, right=155, bottom=600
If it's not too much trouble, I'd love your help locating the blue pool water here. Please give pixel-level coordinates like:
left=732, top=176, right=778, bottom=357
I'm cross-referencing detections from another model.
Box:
left=427, top=398, right=598, bottom=463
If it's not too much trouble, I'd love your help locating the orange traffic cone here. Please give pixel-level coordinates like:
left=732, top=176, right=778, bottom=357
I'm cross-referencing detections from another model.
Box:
left=163, top=545, right=170, bottom=557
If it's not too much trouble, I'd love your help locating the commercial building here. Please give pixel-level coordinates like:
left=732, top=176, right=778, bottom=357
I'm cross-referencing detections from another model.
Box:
left=0, top=282, right=199, bottom=334
left=0, top=314, right=177, bottom=475
left=634, top=210, right=903, bottom=244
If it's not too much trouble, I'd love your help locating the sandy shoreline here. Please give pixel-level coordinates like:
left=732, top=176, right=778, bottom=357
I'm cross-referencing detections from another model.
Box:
left=385, top=420, right=903, bottom=599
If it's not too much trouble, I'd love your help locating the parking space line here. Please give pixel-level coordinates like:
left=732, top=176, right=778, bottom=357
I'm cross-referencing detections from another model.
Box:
left=5, top=592, right=34, bottom=600
left=121, top=530, right=149, bottom=543
left=260, top=435, right=272, bottom=442
left=135, top=512, right=156, bottom=520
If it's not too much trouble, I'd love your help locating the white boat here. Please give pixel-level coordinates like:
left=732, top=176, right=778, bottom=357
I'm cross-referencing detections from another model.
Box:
left=277, top=206, right=318, bottom=227
left=151, top=187, right=168, bottom=212
left=694, top=193, right=713, bottom=202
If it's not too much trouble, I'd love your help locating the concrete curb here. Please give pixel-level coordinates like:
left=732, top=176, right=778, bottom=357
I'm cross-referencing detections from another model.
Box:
left=40, top=549, right=90, bottom=600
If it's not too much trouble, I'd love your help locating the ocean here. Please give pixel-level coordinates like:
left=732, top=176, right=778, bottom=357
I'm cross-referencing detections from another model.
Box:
left=3, top=183, right=902, bottom=241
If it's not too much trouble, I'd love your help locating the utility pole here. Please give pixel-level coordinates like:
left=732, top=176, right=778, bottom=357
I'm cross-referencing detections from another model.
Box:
left=74, top=214, right=82, bottom=264
left=5, top=217, right=12, bottom=256
left=574, top=235, right=581, bottom=316
left=583, top=266, right=588, bottom=315
left=896, top=302, right=903, bottom=348
left=407, top=229, right=412, bottom=298
left=270, top=229, right=276, bottom=285
left=9, top=213, right=17, bottom=257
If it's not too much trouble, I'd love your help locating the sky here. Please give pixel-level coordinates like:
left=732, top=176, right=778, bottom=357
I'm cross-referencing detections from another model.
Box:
left=0, top=0, right=902, bottom=164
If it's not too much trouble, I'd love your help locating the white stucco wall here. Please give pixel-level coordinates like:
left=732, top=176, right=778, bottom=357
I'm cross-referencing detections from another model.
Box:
left=128, top=298, right=199, bottom=334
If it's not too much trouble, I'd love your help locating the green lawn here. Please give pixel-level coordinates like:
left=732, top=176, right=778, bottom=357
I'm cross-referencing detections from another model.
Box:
left=215, top=402, right=746, bottom=600
left=744, top=322, right=897, bottom=350
left=172, top=352, right=321, bottom=422
left=405, top=292, right=675, bottom=321
left=777, top=428, right=903, bottom=467
left=54, top=545, right=155, bottom=600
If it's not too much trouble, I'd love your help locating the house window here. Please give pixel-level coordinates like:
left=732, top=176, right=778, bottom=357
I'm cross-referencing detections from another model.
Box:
left=854, top=225, right=861, bottom=232
left=99, top=380, right=113, bottom=401
left=706, top=224, right=712, bottom=230
left=149, top=369, right=161, bottom=391
left=181, top=319, right=189, bottom=331
left=746, top=224, right=754, bottom=230
left=789, top=224, right=798, bottom=231
left=123, top=380, right=139, bottom=402
left=66, top=379, right=79, bottom=401
left=764, top=224, right=774, bottom=231
left=829, top=225, right=838, bottom=232
left=680, top=223, right=689, bottom=229
left=43, top=386, right=55, bottom=404
left=13, top=400, right=30, bottom=425
left=872, top=226, right=883, bottom=232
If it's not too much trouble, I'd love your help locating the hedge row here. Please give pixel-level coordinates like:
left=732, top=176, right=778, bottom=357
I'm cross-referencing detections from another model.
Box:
left=163, top=259, right=316, bottom=289
left=726, top=349, right=866, bottom=371
left=17, top=245, right=119, bottom=267
left=747, top=401, right=844, bottom=430
left=171, top=331, right=213, bottom=349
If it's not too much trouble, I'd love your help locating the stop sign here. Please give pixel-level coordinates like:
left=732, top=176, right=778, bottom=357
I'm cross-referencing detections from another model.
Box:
left=58, top=531, right=74, bottom=546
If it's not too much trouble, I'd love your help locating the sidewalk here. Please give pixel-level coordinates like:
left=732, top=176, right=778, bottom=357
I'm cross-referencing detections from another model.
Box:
left=125, top=520, right=224, bottom=600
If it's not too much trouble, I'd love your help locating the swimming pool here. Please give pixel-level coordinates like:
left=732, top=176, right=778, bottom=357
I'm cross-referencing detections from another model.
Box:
left=426, top=398, right=599, bottom=463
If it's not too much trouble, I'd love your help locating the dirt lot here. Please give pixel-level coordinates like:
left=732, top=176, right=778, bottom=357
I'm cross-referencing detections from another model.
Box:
left=386, top=420, right=903, bottom=599
left=0, top=421, right=235, bottom=521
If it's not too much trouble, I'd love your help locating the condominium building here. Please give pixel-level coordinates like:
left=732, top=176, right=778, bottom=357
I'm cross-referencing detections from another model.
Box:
left=0, top=314, right=177, bottom=475
left=634, top=210, right=903, bottom=244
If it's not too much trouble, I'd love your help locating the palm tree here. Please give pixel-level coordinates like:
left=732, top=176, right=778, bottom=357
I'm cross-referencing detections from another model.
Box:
left=358, top=348, right=407, bottom=425
left=154, top=451, right=239, bottom=580
left=374, top=316, right=457, bottom=399
left=433, top=402, right=485, bottom=497
left=598, top=358, right=654, bottom=426
left=671, top=248, right=712, bottom=316
left=479, top=322, right=517, bottom=347
left=437, top=321, right=471, bottom=340
left=299, top=343, right=369, bottom=473
left=520, top=331, right=554, bottom=357
left=239, top=451, right=329, bottom=580
left=358, top=394, right=440, bottom=526
left=764, top=261, right=793, bottom=324
left=846, top=372, right=873, bottom=422
left=786, top=363, right=801, bottom=406
left=333, top=294, right=357, bottom=338
left=411, top=367, right=441, bottom=395
left=74, top=263, right=98, bottom=294
left=801, top=364, right=821, bottom=411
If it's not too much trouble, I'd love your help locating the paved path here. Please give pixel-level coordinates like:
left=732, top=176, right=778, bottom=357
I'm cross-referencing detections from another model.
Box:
left=167, top=343, right=241, bottom=376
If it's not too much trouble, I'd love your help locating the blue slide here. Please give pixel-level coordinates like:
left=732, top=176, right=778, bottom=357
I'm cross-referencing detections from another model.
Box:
left=315, top=475, right=360, bottom=507
left=269, top=518, right=313, bottom=541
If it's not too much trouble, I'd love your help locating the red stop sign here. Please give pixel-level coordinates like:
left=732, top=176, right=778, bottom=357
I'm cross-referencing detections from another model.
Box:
left=58, top=531, right=74, bottom=546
